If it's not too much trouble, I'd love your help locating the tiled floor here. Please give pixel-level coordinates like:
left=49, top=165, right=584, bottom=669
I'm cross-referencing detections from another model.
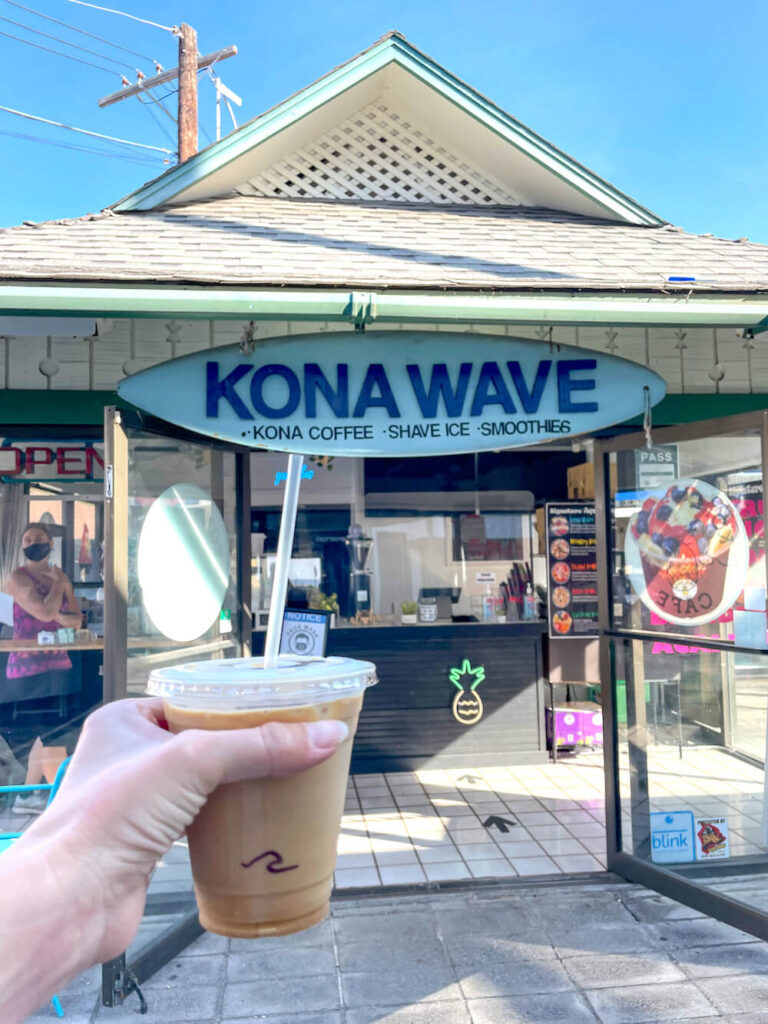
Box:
left=334, top=757, right=609, bottom=888
left=620, top=744, right=768, bottom=858
left=3, top=742, right=767, bottom=896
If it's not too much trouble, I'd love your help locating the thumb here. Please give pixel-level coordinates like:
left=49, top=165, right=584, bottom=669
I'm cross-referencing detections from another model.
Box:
left=174, top=719, right=350, bottom=792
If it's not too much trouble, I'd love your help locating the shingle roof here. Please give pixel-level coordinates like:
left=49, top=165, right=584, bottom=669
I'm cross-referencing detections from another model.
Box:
left=1, top=197, right=767, bottom=293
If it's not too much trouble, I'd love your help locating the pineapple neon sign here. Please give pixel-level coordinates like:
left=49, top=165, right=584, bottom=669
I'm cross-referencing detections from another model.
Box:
left=450, top=659, right=485, bottom=725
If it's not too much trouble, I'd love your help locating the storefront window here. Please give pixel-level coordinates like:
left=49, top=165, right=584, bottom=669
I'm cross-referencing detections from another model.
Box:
left=0, top=436, right=105, bottom=816
left=611, top=432, right=765, bottom=647
left=124, top=433, right=239, bottom=695
left=614, top=638, right=768, bottom=880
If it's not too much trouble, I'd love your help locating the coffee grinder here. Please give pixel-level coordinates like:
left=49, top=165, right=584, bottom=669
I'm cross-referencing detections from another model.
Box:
left=345, top=524, right=373, bottom=616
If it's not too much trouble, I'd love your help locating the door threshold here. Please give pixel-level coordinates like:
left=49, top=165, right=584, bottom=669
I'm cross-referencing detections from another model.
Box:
left=331, top=870, right=625, bottom=903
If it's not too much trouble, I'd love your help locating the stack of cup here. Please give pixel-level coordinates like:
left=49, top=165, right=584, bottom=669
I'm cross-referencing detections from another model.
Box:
left=148, top=654, right=377, bottom=938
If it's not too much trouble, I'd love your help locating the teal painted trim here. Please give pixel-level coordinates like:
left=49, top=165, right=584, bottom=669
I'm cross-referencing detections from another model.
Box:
left=369, top=293, right=768, bottom=328
left=622, top=393, right=768, bottom=427
left=385, top=45, right=662, bottom=227
left=112, top=34, right=663, bottom=226
left=2, top=286, right=768, bottom=328
left=0, top=390, right=116, bottom=425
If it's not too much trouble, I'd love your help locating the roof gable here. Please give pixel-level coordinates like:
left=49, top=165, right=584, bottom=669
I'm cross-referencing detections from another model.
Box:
left=114, top=32, right=663, bottom=226
left=239, top=99, right=525, bottom=205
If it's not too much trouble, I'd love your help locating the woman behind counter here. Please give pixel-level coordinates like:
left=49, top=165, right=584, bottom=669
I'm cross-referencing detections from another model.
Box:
left=4, top=522, right=82, bottom=703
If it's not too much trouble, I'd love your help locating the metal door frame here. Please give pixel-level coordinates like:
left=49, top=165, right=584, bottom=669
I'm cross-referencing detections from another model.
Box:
left=101, top=406, right=251, bottom=1009
left=595, top=409, right=768, bottom=941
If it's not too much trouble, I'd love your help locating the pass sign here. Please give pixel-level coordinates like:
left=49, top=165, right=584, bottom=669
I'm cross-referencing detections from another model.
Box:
left=118, top=332, right=666, bottom=457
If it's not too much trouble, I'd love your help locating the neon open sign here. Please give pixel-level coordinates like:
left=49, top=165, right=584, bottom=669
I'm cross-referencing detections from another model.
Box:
left=0, top=441, right=104, bottom=482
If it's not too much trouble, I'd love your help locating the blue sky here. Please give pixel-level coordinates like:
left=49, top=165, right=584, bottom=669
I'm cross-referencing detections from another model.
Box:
left=0, top=0, right=765, bottom=241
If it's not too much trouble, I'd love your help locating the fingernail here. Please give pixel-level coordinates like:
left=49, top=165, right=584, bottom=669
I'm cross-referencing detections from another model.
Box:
left=307, top=720, right=349, bottom=750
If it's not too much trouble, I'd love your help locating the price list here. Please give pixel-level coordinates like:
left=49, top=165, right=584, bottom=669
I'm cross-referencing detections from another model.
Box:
left=546, top=501, right=599, bottom=638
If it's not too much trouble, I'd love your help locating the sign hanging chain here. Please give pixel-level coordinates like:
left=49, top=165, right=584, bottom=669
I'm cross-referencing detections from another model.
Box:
left=643, top=385, right=653, bottom=449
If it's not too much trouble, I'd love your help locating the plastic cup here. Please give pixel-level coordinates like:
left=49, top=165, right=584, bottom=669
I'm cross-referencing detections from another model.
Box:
left=147, top=654, right=377, bottom=938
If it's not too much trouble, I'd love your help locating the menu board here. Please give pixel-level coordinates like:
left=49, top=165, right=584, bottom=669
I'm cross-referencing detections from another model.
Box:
left=546, top=502, right=599, bottom=638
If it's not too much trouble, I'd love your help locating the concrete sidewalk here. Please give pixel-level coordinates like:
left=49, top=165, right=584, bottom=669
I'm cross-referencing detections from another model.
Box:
left=31, top=876, right=768, bottom=1024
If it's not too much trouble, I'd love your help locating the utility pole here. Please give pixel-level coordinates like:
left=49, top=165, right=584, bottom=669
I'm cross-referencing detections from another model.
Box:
left=98, top=32, right=237, bottom=165
left=177, top=23, right=198, bottom=162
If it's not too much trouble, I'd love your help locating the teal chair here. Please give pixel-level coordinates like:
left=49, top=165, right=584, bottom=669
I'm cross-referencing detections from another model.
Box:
left=0, top=755, right=72, bottom=1018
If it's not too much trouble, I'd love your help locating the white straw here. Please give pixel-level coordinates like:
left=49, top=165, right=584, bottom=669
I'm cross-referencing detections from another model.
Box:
left=264, top=454, right=303, bottom=668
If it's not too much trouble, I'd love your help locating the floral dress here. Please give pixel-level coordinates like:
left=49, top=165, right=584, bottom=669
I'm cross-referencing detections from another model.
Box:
left=6, top=567, right=73, bottom=679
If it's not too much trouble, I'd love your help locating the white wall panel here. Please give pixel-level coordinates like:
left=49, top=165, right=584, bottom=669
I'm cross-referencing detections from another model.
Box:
left=716, top=328, right=751, bottom=393
left=92, top=322, right=130, bottom=390
left=155, top=319, right=210, bottom=358
left=576, top=326, right=647, bottom=367
left=673, top=328, right=714, bottom=393
left=50, top=338, right=90, bottom=389
left=743, top=330, right=768, bottom=393
left=211, top=320, right=244, bottom=347
left=648, top=328, right=682, bottom=392
left=1, top=317, right=763, bottom=400
left=7, top=336, right=47, bottom=388
left=92, top=339, right=127, bottom=390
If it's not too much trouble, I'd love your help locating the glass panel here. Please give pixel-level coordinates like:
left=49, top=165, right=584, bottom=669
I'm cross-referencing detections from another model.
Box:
left=125, top=433, right=239, bottom=697
left=614, top=638, right=768, bottom=899
left=612, top=432, right=766, bottom=645
left=452, top=513, right=530, bottom=562
left=0, top=437, right=105, bottom=843
left=120, top=429, right=241, bottom=961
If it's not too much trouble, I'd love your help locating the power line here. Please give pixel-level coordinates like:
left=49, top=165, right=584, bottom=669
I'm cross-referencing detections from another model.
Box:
left=0, top=104, right=173, bottom=152
left=0, top=26, right=118, bottom=72
left=0, top=127, right=165, bottom=164
left=136, top=93, right=176, bottom=149
left=0, top=0, right=160, bottom=66
left=141, top=85, right=176, bottom=123
left=0, top=11, right=139, bottom=71
left=153, top=85, right=178, bottom=103
left=63, top=0, right=174, bottom=33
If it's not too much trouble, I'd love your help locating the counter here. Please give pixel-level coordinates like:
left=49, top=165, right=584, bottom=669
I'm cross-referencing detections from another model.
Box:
left=253, top=621, right=547, bottom=772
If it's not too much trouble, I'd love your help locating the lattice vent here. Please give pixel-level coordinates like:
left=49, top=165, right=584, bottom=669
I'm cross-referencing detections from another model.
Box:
left=241, top=102, right=526, bottom=205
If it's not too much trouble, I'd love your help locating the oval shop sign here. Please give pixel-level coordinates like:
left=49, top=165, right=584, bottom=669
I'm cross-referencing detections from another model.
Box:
left=117, top=331, right=666, bottom=457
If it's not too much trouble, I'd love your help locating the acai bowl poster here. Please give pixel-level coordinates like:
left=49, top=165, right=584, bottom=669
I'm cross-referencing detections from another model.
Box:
left=624, top=478, right=749, bottom=627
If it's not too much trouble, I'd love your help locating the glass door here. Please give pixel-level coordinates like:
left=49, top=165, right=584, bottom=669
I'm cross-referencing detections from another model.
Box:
left=596, top=411, right=768, bottom=940
left=101, top=406, right=251, bottom=1008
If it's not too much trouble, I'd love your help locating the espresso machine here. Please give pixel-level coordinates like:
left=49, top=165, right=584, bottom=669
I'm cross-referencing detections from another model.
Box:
left=345, top=524, right=373, bottom=615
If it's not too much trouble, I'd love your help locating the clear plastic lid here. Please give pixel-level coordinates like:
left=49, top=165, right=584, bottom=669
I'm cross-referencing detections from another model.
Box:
left=147, top=655, right=377, bottom=709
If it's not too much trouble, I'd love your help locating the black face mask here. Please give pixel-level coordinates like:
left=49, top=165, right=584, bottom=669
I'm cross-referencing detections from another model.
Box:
left=23, top=542, right=50, bottom=562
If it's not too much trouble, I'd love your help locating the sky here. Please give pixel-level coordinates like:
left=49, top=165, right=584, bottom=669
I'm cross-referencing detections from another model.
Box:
left=0, top=0, right=766, bottom=241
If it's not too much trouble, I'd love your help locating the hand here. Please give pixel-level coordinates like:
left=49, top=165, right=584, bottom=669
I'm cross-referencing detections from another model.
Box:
left=45, top=565, right=67, bottom=590
left=7, top=699, right=348, bottom=966
left=55, top=610, right=81, bottom=628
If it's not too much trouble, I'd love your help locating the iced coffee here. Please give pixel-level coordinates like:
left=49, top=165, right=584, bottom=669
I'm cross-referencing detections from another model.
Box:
left=148, top=655, right=376, bottom=938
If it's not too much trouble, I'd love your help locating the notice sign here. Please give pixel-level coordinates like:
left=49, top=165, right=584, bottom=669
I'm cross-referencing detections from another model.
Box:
left=279, top=609, right=330, bottom=657
left=636, top=445, right=678, bottom=491
left=476, top=571, right=496, bottom=584
left=650, top=811, right=695, bottom=864
left=546, top=502, right=598, bottom=638
left=695, top=817, right=729, bottom=860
